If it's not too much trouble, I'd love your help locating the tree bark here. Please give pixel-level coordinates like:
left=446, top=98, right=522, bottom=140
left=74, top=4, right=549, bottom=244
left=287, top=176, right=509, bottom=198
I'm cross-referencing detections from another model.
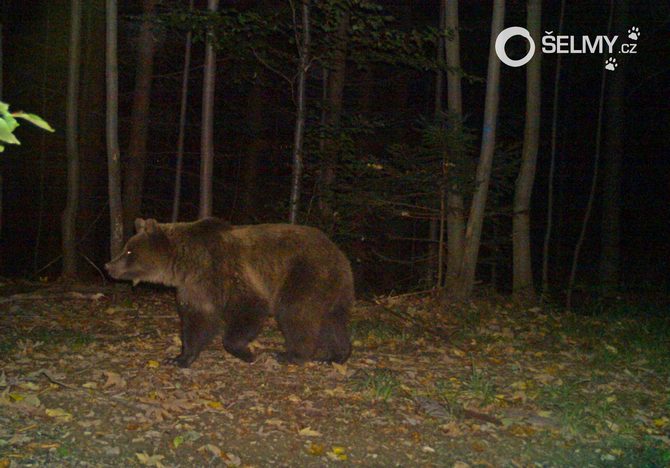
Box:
left=444, top=0, right=466, bottom=290
left=0, top=22, right=4, bottom=242
left=289, top=0, right=310, bottom=224
left=567, top=0, right=615, bottom=309
left=199, top=0, right=219, bottom=219
left=238, top=74, right=263, bottom=221
left=171, top=0, right=194, bottom=223
left=542, top=0, right=566, bottom=295
left=599, top=0, right=627, bottom=294
left=77, top=0, right=106, bottom=272
left=512, top=0, right=541, bottom=299
left=106, top=0, right=124, bottom=257
left=452, top=0, right=505, bottom=300
left=123, top=0, right=157, bottom=239
left=318, top=9, right=349, bottom=223
left=62, top=0, right=82, bottom=278
left=429, top=0, right=445, bottom=286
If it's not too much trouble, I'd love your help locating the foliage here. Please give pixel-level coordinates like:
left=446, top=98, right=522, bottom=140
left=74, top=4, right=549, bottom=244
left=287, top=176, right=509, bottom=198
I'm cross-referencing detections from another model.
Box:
left=0, top=101, right=54, bottom=152
left=156, top=0, right=471, bottom=87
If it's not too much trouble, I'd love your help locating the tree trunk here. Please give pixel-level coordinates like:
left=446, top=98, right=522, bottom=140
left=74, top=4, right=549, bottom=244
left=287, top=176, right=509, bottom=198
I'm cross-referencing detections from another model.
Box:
left=61, top=0, right=82, bottom=278
left=171, top=0, right=194, bottom=223
left=77, top=0, right=106, bottom=273
left=444, top=0, right=466, bottom=290
left=567, top=0, right=615, bottom=309
left=238, top=73, right=263, bottom=222
left=542, top=0, right=566, bottom=295
left=512, top=0, right=541, bottom=299
left=599, top=0, right=626, bottom=294
left=452, top=0, right=505, bottom=300
left=0, top=23, right=4, bottom=243
left=289, top=0, right=310, bottom=224
left=106, top=0, right=124, bottom=257
left=429, top=0, right=445, bottom=286
left=123, top=0, right=157, bottom=239
left=318, top=9, right=349, bottom=223
left=199, top=0, right=219, bottom=219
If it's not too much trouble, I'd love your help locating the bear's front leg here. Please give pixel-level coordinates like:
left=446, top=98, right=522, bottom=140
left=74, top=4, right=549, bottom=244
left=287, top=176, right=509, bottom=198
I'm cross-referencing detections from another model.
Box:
left=167, top=302, right=219, bottom=368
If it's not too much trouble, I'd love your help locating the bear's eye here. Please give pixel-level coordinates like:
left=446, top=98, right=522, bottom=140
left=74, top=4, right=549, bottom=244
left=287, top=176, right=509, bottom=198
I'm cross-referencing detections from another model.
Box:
left=126, top=250, right=132, bottom=256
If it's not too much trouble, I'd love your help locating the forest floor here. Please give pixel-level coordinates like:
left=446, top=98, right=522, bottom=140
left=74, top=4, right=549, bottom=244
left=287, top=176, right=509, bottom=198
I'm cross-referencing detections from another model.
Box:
left=1, top=281, right=670, bottom=467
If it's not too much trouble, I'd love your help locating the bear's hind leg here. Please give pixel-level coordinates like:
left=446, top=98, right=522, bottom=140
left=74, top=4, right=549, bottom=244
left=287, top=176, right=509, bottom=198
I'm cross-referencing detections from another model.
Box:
left=317, top=310, right=351, bottom=364
left=274, top=301, right=321, bottom=364
left=222, top=302, right=266, bottom=363
left=274, top=258, right=331, bottom=364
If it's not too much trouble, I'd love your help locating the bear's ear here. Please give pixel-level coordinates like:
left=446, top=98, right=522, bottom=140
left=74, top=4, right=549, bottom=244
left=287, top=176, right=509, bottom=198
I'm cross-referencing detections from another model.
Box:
left=144, top=219, right=159, bottom=234
left=135, top=218, right=146, bottom=233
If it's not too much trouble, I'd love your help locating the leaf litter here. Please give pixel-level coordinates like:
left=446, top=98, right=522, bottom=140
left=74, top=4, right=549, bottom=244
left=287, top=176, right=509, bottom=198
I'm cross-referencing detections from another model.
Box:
left=0, top=287, right=669, bottom=466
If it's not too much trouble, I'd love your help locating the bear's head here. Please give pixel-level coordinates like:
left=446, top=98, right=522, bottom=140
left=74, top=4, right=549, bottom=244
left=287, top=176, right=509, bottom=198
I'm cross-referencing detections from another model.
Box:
left=105, top=219, right=175, bottom=287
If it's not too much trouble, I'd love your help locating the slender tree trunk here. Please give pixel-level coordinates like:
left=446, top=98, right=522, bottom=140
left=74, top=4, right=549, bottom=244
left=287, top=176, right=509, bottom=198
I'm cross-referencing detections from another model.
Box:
left=0, top=22, right=4, bottom=240
left=77, top=0, right=106, bottom=271
left=444, top=0, right=466, bottom=290
left=62, top=0, right=82, bottom=278
left=512, top=0, right=541, bottom=299
left=123, top=0, right=157, bottom=239
left=106, top=0, right=124, bottom=257
left=452, top=0, right=505, bottom=300
left=35, top=8, right=51, bottom=271
left=171, top=0, right=194, bottom=223
left=239, top=74, right=264, bottom=222
left=599, top=0, right=626, bottom=294
left=429, top=0, right=445, bottom=286
left=199, top=0, right=219, bottom=219
left=318, top=9, right=349, bottom=223
left=567, top=0, right=615, bottom=308
left=289, top=0, right=310, bottom=224
left=542, top=0, right=566, bottom=295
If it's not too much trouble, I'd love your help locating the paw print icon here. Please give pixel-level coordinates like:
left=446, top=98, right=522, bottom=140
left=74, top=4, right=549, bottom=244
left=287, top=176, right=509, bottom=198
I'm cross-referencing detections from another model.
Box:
left=627, top=26, right=640, bottom=41
left=605, top=57, right=618, bottom=71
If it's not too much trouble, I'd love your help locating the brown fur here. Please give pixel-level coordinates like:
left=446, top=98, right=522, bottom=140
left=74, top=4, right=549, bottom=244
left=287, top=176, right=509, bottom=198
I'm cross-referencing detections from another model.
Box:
left=105, top=217, right=353, bottom=367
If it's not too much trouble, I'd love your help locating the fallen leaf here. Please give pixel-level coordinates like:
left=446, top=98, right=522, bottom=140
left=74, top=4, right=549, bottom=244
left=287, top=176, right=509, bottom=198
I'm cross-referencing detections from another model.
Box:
left=200, top=444, right=222, bottom=458
left=136, top=452, right=165, bottom=467
left=306, top=442, right=325, bottom=456
left=326, top=446, right=347, bottom=461
left=102, top=371, right=126, bottom=389
left=223, top=452, right=241, bottom=467
left=45, top=408, right=73, bottom=422
left=298, top=426, right=322, bottom=437
left=331, top=362, right=348, bottom=376
left=653, top=417, right=669, bottom=428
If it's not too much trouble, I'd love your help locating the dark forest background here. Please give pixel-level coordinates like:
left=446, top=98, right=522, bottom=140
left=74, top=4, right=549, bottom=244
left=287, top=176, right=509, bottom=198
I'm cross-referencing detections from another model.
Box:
left=0, top=0, right=668, bottom=301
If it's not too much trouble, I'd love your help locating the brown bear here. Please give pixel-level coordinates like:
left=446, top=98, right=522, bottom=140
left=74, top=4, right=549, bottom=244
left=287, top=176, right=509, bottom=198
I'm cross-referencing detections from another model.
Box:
left=104, top=218, right=353, bottom=368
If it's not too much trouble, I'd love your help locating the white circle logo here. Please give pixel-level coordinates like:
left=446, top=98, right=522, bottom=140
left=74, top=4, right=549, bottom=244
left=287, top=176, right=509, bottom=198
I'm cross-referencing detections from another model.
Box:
left=495, top=27, right=535, bottom=67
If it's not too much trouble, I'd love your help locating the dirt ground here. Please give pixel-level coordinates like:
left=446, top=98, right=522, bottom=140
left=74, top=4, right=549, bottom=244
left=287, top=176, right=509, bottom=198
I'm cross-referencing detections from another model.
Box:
left=1, top=282, right=669, bottom=467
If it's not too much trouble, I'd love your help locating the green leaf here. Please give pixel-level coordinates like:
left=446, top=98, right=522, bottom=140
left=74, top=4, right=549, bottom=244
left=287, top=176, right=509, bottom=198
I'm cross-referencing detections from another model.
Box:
left=1, top=112, right=18, bottom=132
left=0, top=118, right=21, bottom=146
left=12, top=112, right=55, bottom=132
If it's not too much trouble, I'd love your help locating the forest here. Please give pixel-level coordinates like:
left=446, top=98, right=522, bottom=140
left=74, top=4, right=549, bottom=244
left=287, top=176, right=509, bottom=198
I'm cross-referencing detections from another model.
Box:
left=1, top=0, right=669, bottom=466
